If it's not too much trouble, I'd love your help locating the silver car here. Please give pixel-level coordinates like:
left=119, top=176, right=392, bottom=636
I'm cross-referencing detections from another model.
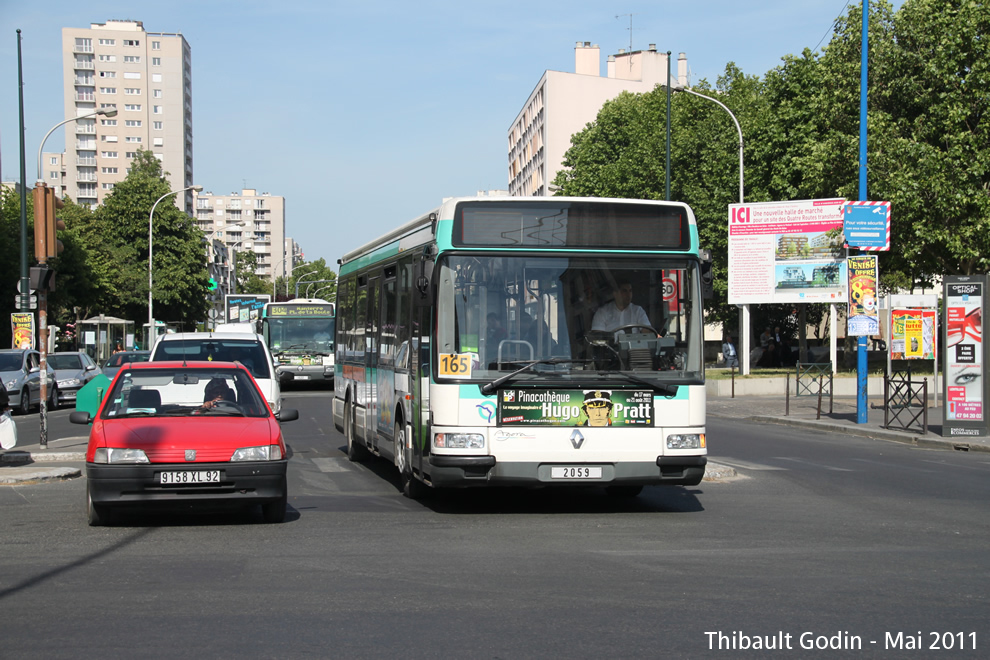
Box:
left=49, top=351, right=101, bottom=406
left=1, top=349, right=58, bottom=415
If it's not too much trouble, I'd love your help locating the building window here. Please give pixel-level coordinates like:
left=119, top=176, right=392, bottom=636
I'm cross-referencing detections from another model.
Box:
left=153, top=137, right=164, bottom=147
left=99, top=71, right=116, bottom=78
left=125, top=152, right=138, bottom=158
left=125, top=136, right=142, bottom=143
left=102, top=183, right=115, bottom=190
left=153, top=121, right=163, bottom=130
left=50, top=157, right=58, bottom=165
left=153, top=105, right=162, bottom=115
left=124, top=88, right=141, bottom=95
left=98, top=54, right=116, bottom=62
left=124, top=104, right=141, bottom=111
left=76, top=38, right=93, bottom=50
left=101, top=151, right=118, bottom=158
left=124, top=72, right=141, bottom=79
left=102, top=167, right=118, bottom=174
left=123, top=39, right=140, bottom=47
left=101, top=119, right=117, bottom=126
left=102, top=135, right=118, bottom=142
left=152, top=57, right=161, bottom=66
left=152, top=41, right=161, bottom=50
left=124, top=120, right=141, bottom=127
left=99, top=87, right=116, bottom=94
left=152, top=74, right=162, bottom=83
left=123, top=56, right=141, bottom=63
left=153, top=89, right=163, bottom=98
left=100, top=103, right=117, bottom=110
left=50, top=172, right=59, bottom=180
left=98, top=39, right=115, bottom=46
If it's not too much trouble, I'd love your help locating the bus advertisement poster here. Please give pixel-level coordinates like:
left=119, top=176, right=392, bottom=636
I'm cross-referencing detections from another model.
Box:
left=497, top=389, right=654, bottom=427
left=943, top=276, right=985, bottom=430
left=728, top=198, right=847, bottom=305
left=890, top=309, right=937, bottom=360
left=846, top=255, right=879, bottom=337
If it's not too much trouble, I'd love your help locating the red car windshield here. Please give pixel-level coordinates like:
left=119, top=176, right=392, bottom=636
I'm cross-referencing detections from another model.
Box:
left=102, top=367, right=269, bottom=418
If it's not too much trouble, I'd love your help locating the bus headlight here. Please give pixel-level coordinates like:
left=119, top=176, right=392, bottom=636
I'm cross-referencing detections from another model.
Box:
left=434, top=433, right=485, bottom=449
left=667, top=433, right=705, bottom=449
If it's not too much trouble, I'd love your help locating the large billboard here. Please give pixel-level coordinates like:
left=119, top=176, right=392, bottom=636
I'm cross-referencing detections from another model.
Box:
left=728, top=199, right=847, bottom=305
left=224, top=294, right=270, bottom=324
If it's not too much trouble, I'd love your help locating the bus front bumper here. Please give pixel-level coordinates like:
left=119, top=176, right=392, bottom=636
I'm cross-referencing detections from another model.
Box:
left=426, top=455, right=707, bottom=488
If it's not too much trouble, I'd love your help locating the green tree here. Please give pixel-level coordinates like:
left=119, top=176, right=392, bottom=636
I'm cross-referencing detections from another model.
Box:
left=89, top=150, right=209, bottom=328
left=285, top=259, right=337, bottom=300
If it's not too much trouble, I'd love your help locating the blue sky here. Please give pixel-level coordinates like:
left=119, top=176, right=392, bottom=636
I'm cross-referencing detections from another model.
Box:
left=1, top=1, right=905, bottom=264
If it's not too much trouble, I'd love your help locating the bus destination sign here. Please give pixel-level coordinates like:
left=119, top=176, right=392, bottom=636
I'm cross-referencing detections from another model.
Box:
left=267, top=303, right=335, bottom=318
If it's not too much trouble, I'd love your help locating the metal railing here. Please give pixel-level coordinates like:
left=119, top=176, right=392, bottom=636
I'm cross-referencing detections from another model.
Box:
left=883, top=369, right=929, bottom=435
left=796, top=362, right=832, bottom=397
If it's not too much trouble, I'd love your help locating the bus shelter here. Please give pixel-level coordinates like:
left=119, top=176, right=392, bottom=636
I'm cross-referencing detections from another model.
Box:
left=79, top=315, right=135, bottom=365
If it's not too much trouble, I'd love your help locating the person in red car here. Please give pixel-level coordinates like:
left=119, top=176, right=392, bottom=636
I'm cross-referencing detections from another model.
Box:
left=198, top=377, right=235, bottom=413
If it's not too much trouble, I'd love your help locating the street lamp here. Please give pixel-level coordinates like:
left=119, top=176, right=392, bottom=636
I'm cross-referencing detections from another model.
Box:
left=148, top=184, right=202, bottom=343
left=36, top=108, right=118, bottom=182
left=663, top=82, right=748, bottom=371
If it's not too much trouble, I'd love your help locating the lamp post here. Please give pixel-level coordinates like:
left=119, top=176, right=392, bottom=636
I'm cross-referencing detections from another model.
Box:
left=664, top=82, right=748, bottom=373
left=294, top=269, right=320, bottom=299
left=149, top=184, right=202, bottom=343
left=30, top=107, right=118, bottom=448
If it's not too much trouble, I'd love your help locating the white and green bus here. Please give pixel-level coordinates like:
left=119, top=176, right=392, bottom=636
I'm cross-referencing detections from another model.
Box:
left=333, top=197, right=709, bottom=498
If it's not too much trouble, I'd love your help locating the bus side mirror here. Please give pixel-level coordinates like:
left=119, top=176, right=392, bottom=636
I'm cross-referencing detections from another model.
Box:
left=699, top=249, right=714, bottom=300
left=415, top=252, right=435, bottom=307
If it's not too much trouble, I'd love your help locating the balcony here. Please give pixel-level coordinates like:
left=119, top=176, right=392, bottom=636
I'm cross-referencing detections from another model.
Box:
left=74, top=77, right=95, bottom=86
left=76, top=124, right=97, bottom=134
left=75, top=92, right=95, bottom=102
left=73, top=44, right=94, bottom=54
left=74, top=60, right=95, bottom=70
left=76, top=157, right=97, bottom=166
left=76, top=172, right=97, bottom=182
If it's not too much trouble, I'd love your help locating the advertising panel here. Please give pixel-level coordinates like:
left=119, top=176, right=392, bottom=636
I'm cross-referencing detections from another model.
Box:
left=11, top=313, right=35, bottom=349
left=497, top=389, right=654, bottom=427
left=728, top=199, right=847, bottom=304
left=846, top=255, right=879, bottom=336
left=890, top=309, right=937, bottom=360
left=224, top=294, right=270, bottom=324
left=943, top=276, right=987, bottom=436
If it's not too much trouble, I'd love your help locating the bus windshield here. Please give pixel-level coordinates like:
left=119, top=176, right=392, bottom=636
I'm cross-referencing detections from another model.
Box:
left=434, top=254, right=704, bottom=387
left=265, top=317, right=335, bottom=355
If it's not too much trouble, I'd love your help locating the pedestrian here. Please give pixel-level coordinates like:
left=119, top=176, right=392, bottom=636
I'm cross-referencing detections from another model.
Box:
left=0, top=386, right=17, bottom=450
left=721, top=334, right=738, bottom=368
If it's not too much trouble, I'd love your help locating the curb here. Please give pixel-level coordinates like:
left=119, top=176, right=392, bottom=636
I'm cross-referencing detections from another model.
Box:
left=0, top=466, right=82, bottom=485
left=1, top=451, right=87, bottom=464
left=744, top=415, right=990, bottom=453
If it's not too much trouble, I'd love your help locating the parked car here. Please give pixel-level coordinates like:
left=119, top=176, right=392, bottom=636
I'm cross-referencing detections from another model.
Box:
left=70, top=360, right=298, bottom=526
left=49, top=351, right=101, bottom=407
left=102, top=350, right=151, bottom=380
left=151, top=331, right=282, bottom=414
left=1, top=349, right=57, bottom=415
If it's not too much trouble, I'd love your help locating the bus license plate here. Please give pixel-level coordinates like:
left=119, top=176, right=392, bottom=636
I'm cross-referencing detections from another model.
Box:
left=160, top=470, right=221, bottom=484
left=551, top=466, right=603, bottom=479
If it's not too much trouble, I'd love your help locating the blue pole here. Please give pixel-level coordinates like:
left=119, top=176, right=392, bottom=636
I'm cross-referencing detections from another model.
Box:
left=856, top=1, right=869, bottom=423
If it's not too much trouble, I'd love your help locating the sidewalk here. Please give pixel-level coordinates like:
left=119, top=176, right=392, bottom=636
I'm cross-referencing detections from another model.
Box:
left=0, top=432, right=86, bottom=485
left=708, top=392, right=990, bottom=453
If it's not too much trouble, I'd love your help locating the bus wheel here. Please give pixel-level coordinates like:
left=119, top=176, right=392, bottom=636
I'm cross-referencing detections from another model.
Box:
left=395, top=421, right=427, bottom=500
left=345, top=401, right=368, bottom=462
left=605, top=485, right=643, bottom=498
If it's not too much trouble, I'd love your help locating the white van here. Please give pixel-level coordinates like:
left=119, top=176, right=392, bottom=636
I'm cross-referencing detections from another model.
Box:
left=150, top=331, right=282, bottom=414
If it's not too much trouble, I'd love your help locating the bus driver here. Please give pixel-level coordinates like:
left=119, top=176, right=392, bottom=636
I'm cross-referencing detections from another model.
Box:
left=591, top=280, right=651, bottom=333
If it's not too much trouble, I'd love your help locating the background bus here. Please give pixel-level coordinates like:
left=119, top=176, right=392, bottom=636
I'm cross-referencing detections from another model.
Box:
left=261, top=298, right=335, bottom=385
left=333, top=197, right=709, bottom=498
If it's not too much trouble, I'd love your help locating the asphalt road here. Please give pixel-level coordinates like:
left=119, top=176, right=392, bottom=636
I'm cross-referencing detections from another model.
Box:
left=1, top=390, right=987, bottom=659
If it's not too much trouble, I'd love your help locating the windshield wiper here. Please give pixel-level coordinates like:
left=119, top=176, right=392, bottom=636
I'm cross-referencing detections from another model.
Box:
left=598, top=371, right=679, bottom=397
left=480, top=358, right=587, bottom=395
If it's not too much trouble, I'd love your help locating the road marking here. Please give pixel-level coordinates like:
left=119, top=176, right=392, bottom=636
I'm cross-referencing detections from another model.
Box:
left=312, top=457, right=352, bottom=473
left=773, top=456, right=855, bottom=472
left=712, top=458, right=786, bottom=471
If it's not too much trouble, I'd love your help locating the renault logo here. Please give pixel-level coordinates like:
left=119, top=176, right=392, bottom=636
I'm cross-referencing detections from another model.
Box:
left=185, top=450, right=197, bottom=461
left=570, top=430, right=585, bottom=449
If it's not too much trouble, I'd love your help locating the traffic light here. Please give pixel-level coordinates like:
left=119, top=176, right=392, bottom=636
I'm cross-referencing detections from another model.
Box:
left=32, top=184, right=65, bottom=262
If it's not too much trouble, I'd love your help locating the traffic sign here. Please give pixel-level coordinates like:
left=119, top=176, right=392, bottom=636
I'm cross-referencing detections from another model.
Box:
left=15, top=294, right=38, bottom=310
left=843, top=201, right=891, bottom=251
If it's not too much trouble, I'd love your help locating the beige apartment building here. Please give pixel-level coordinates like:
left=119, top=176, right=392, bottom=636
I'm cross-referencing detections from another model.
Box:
left=53, top=20, right=194, bottom=211
left=508, top=42, right=688, bottom=197
left=194, top=189, right=287, bottom=280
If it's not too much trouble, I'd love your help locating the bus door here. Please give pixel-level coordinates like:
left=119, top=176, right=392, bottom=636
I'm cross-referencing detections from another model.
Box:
left=377, top=275, right=397, bottom=448
left=365, top=277, right=380, bottom=450
left=409, top=303, right=430, bottom=479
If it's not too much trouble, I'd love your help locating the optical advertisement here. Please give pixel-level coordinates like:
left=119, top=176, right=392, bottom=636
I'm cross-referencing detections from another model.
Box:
left=944, top=277, right=985, bottom=430
left=497, top=389, right=654, bottom=427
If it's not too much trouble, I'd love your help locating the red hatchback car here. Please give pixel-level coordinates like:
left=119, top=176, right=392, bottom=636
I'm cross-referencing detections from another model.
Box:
left=71, top=361, right=298, bottom=526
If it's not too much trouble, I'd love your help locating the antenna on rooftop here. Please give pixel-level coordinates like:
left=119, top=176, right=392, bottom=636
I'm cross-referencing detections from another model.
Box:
left=615, top=13, right=636, bottom=52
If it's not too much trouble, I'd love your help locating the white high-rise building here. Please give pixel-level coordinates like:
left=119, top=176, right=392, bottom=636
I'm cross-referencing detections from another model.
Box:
left=508, top=42, right=688, bottom=197
left=194, top=189, right=286, bottom=280
left=57, top=20, right=193, bottom=211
